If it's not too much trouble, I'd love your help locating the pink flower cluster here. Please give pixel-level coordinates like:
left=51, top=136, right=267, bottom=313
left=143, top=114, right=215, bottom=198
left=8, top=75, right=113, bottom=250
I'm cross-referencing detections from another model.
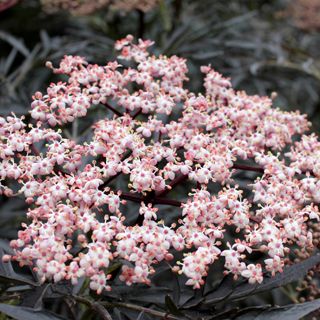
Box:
left=41, top=0, right=159, bottom=15
left=1, top=35, right=319, bottom=292
left=287, top=0, right=320, bottom=31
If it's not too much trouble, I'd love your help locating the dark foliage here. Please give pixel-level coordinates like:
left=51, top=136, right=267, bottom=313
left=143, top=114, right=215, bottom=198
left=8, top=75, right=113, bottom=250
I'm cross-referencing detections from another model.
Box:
left=0, top=0, right=320, bottom=319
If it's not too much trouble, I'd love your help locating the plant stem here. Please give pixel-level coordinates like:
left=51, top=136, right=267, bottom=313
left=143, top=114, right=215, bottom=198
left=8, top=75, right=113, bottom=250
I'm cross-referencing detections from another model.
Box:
left=0, top=294, right=20, bottom=302
left=120, top=192, right=182, bottom=207
left=72, top=295, right=113, bottom=320
left=156, top=174, right=188, bottom=198
left=101, top=301, right=181, bottom=320
left=30, top=144, right=40, bottom=156
left=137, top=10, right=145, bottom=39
left=155, top=163, right=264, bottom=199
left=72, top=118, right=78, bottom=141
left=232, top=163, right=264, bottom=173
left=280, top=286, right=299, bottom=304
left=153, top=197, right=182, bottom=207
left=102, top=102, right=123, bottom=117
left=115, top=161, right=268, bottom=208
left=132, top=108, right=142, bottom=119
left=73, top=294, right=182, bottom=320
left=100, top=151, right=132, bottom=187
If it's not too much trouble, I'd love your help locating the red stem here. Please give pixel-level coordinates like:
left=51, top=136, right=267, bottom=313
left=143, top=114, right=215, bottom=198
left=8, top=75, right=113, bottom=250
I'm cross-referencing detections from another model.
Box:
left=103, top=102, right=123, bottom=117
left=155, top=163, right=264, bottom=198
left=131, top=108, right=142, bottom=119
left=120, top=192, right=260, bottom=223
left=155, top=174, right=188, bottom=197
left=30, top=144, right=40, bottom=156
left=122, top=163, right=265, bottom=206
left=120, top=192, right=182, bottom=207
left=153, top=197, right=181, bottom=207
left=100, top=151, right=132, bottom=188
left=232, top=163, right=264, bottom=173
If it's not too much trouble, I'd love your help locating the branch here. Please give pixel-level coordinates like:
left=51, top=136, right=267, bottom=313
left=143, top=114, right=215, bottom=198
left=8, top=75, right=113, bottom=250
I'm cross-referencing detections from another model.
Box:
left=120, top=191, right=262, bottom=224
left=99, top=151, right=132, bottom=189
left=0, top=294, right=20, bottom=302
left=119, top=192, right=142, bottom=204
left=120, top=192, right=182, bottom=207
left=232, top=163, right=264, bottom=173
left=153, top=197, right=182, bottom=207
left=102, top=301, right=181, bottom=320
left=156, top=163, right=264, bottom=199
left=119, top=161, right=266, bottom=207
left=102, top=102, right=123, bottom=117
left=131, top=108, right=142, bottom=119
left=102, top=171, right=123, bottom=187
left=72, top=295, right=112, bottom=320
left=30, top=144, right=40, bottom=156
left=156, top=174, right=188, bottom=198
left=137, top=10, right=145, bottom=39
left=73, top=294, right=182, bottom=320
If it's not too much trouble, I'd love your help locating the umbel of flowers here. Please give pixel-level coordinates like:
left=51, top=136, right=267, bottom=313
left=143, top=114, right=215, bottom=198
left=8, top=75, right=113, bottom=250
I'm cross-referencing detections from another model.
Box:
left=287, top=0, right=320, bottom=31
left=40, top=0, right=159, bottom=15
left=1, top=35, right=320, bottom=293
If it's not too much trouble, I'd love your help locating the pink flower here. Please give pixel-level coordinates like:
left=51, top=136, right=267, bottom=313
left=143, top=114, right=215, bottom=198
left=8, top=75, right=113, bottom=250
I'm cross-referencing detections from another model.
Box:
left=241, top=264, right=263, bottom=284
left=1, top=36, right=319, bottom=294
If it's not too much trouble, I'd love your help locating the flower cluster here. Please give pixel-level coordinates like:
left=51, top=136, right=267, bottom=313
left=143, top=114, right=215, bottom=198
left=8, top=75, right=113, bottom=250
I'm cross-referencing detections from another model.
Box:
left=0, top=0, right=18, bottom=12
left=110, top=0, right=159, bottom=13
left=1, top=35, right=320, bottom=293
left=41, top=0, right=159, bottom=15
left=40, top=0, right=110, bottom=15
left=287, top=0, right=320, bottom=31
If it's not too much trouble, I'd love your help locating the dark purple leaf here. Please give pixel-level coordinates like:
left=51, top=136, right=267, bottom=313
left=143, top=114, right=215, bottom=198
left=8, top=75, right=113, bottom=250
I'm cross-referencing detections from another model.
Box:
left=0, top=304, right=66, bottom=320
left=204, top=253, right=320, bottom=305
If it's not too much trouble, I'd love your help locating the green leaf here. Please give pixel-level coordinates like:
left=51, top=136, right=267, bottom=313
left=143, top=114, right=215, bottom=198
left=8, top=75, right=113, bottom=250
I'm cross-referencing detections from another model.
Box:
left=0, top=304, right=66, bottom=320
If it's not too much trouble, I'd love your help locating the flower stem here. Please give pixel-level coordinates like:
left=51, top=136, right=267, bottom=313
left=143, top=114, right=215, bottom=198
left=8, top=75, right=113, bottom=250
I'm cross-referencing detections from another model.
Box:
left=120, top=192, right=182, bottom=207
left=102, top=102, right=123, bottom=117
left=232, top=163, right=264, bottom=173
